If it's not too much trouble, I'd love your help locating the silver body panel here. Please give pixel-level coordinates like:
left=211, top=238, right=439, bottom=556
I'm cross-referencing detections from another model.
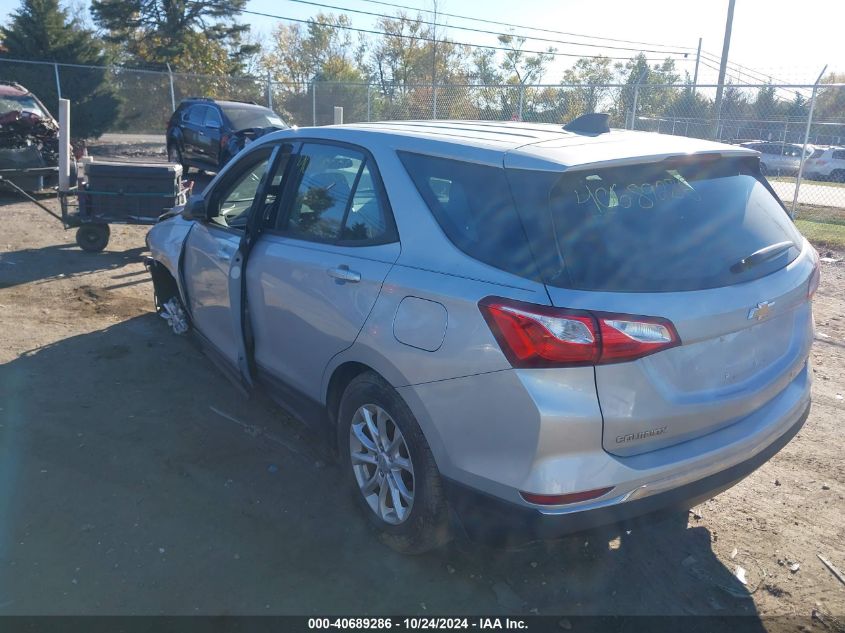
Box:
left=147, top=120, right=815, bottom=520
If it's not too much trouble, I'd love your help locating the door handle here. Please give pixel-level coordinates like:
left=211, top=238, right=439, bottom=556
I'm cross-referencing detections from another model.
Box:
left=327, top=265, right=361, bottom=283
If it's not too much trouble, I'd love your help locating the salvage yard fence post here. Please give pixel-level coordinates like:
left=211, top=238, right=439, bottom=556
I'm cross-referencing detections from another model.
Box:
left=792, top=65, right=828, bottom=215
left=630, top=69, right=648, bottom=130
left=166, top=63, right=176, bottom=113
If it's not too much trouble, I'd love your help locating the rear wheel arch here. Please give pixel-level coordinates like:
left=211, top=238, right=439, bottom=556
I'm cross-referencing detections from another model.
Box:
left=326, top=361, right=377, bottom=428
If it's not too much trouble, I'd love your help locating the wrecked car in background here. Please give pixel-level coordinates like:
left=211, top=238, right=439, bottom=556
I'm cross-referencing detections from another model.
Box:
left=0, top=81, right=63, bottom=191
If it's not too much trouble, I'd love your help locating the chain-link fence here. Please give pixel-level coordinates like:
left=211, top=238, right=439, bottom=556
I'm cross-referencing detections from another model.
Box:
left=2, top=57, right=844, bottom=210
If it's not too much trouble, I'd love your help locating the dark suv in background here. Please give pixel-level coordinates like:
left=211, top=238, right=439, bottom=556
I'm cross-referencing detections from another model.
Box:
left=166, top=98, right=286, bottom=174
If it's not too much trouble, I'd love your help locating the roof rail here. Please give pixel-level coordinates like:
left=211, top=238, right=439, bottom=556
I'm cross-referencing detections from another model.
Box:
left=563, top=113, right=610, bottom=135
left=182, top=96, right=261, bottom=106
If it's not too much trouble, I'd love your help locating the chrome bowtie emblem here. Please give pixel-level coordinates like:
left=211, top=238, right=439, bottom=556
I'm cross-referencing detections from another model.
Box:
left=748, top=301, right=775, bottom=321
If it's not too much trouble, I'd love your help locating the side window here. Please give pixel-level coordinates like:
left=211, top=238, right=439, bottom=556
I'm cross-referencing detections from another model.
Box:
left=204, top=107, right=222, bottom=128
left=833, top=150, right=845, bottom=161
left=210, top=151, right=272, bottom=230
left=187, top=105, right=206, bottom=125
left=398, top=151, right=538, bottom=278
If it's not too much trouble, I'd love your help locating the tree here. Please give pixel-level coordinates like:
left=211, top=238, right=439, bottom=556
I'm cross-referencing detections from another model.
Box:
left=814, top=73, right=845, bottom=144
left=614, top=54, right=681, bottom=127
left=562, top=56, right=614, bottom=115
left=0, top=0, right=120, bottom=138
left=90, top=0, right=257, bottom=72
left=263, top=13, right=370, bottom=125
left=496, top=34, right=555, bottom=121
left=366, top=12, right=471, bottom=120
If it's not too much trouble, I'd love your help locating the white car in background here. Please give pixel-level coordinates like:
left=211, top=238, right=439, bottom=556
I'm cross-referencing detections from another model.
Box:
left=804, top=147, right=845, bottom=182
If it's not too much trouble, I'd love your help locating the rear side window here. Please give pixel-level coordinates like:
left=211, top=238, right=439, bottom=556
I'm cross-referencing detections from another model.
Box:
left=833, top=150, right=845, bottom=161
left=204, top=107, right=222, bottom=127
left=398, top=152, right=539, bottom=280
left=506, top=157, right=803, bottom=292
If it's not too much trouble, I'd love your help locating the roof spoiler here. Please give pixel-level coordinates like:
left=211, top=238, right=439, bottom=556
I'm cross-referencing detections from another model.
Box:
left=563, top=113, right=610, bottom=135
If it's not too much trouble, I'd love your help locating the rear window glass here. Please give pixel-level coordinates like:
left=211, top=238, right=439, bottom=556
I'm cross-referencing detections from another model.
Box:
left=398, top=152, right=539, bottom=280
left=506, top=157, right=802, bottom=292
left=222, top=106, right=285, bottom=130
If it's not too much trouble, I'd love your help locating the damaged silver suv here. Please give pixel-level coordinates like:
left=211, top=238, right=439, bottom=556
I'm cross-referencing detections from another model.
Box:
left=146, top=117, right=817, bottom=553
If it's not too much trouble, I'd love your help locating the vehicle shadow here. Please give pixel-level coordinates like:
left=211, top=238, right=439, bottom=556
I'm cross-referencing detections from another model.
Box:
left=0, top=242, right=147, bottom=290
left=0, top=314, right=770, bottom=623
left=438, top=513, right=768, bottom=621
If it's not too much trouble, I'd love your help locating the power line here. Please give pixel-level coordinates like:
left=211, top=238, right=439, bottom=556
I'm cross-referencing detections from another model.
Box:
left=243, top=8, right=695, bottom=62
left=697, top=59, right=803, bottom=99
left=349, top=0, right=698, bottom=51
left=279, top=0, right=695, bottom=55
left=700, top=50, right=798, bottom=87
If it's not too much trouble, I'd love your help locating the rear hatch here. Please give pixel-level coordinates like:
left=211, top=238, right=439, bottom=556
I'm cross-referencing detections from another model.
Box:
left=505, top=154, right=816, bottom=456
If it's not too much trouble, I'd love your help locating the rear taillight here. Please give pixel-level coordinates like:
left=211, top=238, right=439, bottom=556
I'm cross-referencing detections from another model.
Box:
left=808, top=260, right=820, bottom=299
left=220, top=133, right=229, bottom=149
left=479, top=297, right=680, bottom=368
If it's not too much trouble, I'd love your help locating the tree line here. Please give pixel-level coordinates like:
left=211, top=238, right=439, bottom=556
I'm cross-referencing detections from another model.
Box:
left=0, top=0, right=842, bottom=139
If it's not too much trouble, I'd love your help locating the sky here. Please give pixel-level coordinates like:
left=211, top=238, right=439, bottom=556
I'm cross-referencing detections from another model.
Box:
left=0, top=0, right=842, bottom=85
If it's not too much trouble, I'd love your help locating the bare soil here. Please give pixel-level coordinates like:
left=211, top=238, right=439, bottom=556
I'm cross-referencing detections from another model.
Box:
left=0, top=192, right=843, bottom=628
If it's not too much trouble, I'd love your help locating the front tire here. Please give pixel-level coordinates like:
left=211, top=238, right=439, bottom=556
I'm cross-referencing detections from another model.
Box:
left=338, top=372, right=450, bottom=554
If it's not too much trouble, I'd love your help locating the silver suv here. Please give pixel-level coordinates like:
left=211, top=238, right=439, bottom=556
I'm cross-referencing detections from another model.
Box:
left=739, top=141, right=814, bottom=176
left=146, top=118, right=817, bottom=553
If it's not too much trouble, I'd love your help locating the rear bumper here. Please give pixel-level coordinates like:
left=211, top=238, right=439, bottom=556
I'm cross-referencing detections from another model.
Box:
left=443, top=400, right=810, bottom=545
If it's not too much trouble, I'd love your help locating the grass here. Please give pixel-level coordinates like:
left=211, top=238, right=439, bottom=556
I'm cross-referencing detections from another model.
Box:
left=794, top=204, right=845, bottom=250
left=771, top=176, right=845, bottom=189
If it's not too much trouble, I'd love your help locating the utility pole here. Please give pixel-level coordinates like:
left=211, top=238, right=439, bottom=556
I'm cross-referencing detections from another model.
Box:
left=431, top=0, right=438, bottom=119
left=692, top=37, right=702, bottom=94
left=712, top=0, right=737, bottom=138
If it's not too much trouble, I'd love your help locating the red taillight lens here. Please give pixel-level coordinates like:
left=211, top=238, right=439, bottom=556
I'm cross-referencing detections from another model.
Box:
left=520, top=486, right=614, bottom=506
left=599, top=316, right=680, bottom=363
left=479, top=297, right=680, bottom=368
left=479, top=298, right=599, bottom=368
left=220, top=133, right=229, bottom=149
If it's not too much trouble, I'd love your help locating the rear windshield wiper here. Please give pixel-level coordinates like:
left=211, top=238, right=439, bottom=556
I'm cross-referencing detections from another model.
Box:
left=730, top=241, right=796, bottom=274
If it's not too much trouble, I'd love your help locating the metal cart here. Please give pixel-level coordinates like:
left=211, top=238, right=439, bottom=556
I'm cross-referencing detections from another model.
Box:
left=0, top=163, right=190, bottom=252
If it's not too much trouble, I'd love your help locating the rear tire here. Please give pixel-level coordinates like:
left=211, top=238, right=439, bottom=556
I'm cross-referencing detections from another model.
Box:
left=831, top=170, right=845, bottom=183
left=75, top=224, right=110, bottom=252
left=338, top=371, right=451, bottom=554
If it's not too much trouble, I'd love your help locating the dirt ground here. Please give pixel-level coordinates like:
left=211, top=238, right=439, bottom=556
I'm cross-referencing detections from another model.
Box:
left=0, top=182, right=844, bottom=627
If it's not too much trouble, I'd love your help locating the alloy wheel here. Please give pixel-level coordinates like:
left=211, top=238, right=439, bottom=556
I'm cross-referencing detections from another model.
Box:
left=349, top=404, right=415, bottom=525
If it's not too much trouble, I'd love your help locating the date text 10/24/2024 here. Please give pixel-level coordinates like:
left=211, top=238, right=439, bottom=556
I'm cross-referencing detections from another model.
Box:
left=308, top=617, right=529, bottom=630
